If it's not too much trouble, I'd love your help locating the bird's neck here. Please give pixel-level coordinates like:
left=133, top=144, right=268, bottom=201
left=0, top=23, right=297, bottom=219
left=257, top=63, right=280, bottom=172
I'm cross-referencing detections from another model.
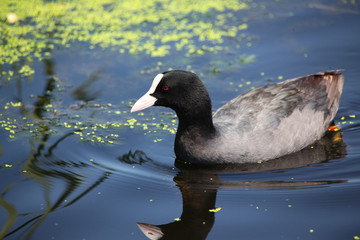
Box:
left=172, top=97, right=216, bottom=162
left=175, top=105, right=215, bottom=136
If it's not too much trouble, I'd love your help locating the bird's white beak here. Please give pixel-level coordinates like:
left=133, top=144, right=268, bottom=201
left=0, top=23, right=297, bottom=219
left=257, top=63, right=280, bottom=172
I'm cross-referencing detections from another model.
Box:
left=130, top=92, right=157, bottom=112
left=131, top=73, right=164, bottom=113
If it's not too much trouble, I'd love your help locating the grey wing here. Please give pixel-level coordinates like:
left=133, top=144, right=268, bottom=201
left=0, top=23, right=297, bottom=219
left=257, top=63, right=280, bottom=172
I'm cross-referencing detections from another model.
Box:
left=213, top=84, right=303, bottom=132
left=213, top=70, right=344, bottom=133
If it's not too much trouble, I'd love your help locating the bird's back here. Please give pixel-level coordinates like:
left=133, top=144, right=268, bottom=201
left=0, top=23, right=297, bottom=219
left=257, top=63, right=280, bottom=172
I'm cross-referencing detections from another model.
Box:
left=211, top=70, right=344, bottom=162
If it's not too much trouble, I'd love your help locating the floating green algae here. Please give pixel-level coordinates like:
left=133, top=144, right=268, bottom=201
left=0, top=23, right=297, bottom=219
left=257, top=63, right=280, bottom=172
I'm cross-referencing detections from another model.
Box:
left=0, top=98, right=178, bottom=145
left=1, top=0, right=250, bottom=81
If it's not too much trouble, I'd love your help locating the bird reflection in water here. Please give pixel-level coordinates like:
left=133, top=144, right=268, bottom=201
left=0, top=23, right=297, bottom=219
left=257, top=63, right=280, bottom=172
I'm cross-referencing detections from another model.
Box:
left=137, top=129, right=346, bottom=240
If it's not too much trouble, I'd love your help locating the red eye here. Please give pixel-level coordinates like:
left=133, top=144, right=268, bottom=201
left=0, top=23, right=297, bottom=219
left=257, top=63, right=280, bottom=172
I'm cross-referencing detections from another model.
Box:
left=162, top=85, right=169, bottom=91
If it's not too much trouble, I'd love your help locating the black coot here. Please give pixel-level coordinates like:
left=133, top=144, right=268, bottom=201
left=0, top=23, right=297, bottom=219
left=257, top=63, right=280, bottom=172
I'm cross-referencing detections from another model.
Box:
left=131, top=70, right=343, bottom=164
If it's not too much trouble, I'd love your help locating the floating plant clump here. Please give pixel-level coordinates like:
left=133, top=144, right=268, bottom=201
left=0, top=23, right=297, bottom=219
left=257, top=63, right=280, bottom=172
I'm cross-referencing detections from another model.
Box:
left=0, top=99, right=178, bottom=144
left=1, top=0, right=251, bottom=81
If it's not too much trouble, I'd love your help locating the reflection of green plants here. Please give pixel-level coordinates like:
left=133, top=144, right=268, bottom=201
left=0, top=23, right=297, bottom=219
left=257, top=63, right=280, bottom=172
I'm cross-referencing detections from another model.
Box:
left=0, top=126, right=114, bottom=239
left=1, top=0, right=250, bottom=81
left=118, top=150, right=153, bottom=165
left=0, top=55, right=178, bottom=144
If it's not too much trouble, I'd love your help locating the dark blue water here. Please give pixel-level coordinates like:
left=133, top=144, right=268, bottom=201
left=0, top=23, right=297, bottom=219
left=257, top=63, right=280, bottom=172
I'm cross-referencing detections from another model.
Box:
left=1, top=1, right=360, bottom=240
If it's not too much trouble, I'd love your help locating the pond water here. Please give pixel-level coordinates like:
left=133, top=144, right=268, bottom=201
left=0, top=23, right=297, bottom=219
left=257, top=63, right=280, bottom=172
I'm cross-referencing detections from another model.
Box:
left=1, top=0, right=360, bottom=240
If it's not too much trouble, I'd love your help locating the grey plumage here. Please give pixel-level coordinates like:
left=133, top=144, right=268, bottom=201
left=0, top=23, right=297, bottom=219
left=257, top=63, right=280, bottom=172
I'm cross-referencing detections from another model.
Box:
left=184, top=70, right=344, bottom=163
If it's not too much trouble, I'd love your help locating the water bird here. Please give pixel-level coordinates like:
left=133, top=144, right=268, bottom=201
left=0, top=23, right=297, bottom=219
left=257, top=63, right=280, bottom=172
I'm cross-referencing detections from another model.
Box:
left=131, top=70, right=343, bottom=164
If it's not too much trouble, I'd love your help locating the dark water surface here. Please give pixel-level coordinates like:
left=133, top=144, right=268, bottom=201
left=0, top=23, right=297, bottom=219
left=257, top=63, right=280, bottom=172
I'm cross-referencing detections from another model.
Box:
left=1, top=1, right=360, bottom=240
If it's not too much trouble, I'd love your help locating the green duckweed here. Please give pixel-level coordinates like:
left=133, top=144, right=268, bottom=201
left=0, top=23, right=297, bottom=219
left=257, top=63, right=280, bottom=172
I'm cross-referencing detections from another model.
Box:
left=1, top=0, right=250, bottom=81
